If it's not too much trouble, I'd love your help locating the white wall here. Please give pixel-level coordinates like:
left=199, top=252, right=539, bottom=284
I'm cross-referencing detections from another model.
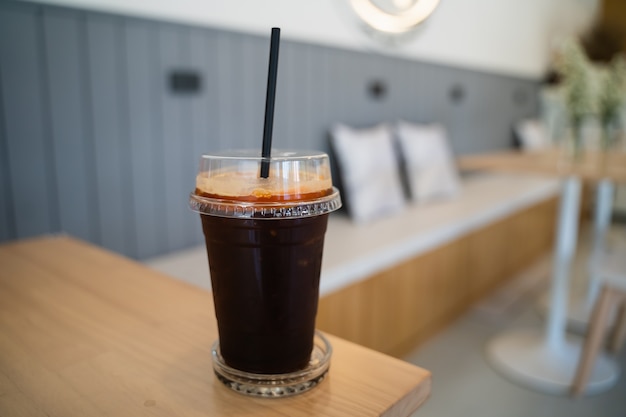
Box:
left=26, top=0, right=599, bottom=78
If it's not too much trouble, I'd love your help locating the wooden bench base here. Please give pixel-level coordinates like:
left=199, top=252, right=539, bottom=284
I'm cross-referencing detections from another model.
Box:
left=316, top=197, right=558, bottom=357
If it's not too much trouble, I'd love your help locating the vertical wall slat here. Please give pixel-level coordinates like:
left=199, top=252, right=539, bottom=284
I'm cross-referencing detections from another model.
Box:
left=240, top=35, right=266, bottom=150
left=445, top=67, right=469, bottom=153
left=361, top=53, right=383, bottom=126
left=193, top=28, right=220, bottom=156
left=0, top=6, right=57, bottom=238
left=394, top=59, right=415, bottom=122
left=216, top=32, right=244, bottom=149
left=125, top=19, right=166, bottom=259
left=411, top=60, right=426, bottom=122
left=300, top=44, right=315, bottom=150
left=0, top=27, right=14, bottom=243
left=326, top=48, right=349, bottom=127
left=188, top=28, right=217, bottom=244
left=342, top=51, right=369, bottom=127
left=479, top=73, right=507, bottom=152
left=43, top=9, right=95, bottom=242
left=273, top=41, right=296, bottom=149
left=158, top=24, right=194, bottom=252
left=0, top=65, right=13, bottom=242
left=418, top=62, right=435, bottom=123
left=189, top=28, right=218, bottom=157
left=284, top=42, right=301, bottom=149
left=286, top=42, right=316, bottom=150
left=215, top=32, right=230, bottom=150
left=177, top=27, right=198, bottom=247
left=86, top=15, right=132, bottom=255
left=376, top=55, right=394, bottom=125
left=116, top=17, right=137, bottom=258
left=307, top=44, right=331, bottom=153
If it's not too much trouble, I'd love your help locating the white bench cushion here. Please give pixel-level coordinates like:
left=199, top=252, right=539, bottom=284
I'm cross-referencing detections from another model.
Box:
left=320, top=172, right=559, bottom=295
left=395, top=121, right=460, bottom=202
left=330, top=123, right=406, bottom=223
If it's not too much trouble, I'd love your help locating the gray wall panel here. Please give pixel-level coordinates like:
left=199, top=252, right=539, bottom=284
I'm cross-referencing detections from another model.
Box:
left=216, top=32, right=245, bottom=150
left=342, top=52, right=370, bottom=127
left=483, top=75, right=513, bottom=151
left=86, top=15, right=133, bottom=255
left=0, top=7, right=58, bottom=238
left=177, top=27, right=197, bottom=246
left=388, top=58, right=413, bottom=122
left=419, top=62, right=437, bottom=123
left=0, top=68, right=14, bottom=242
left=43, top=9, right=95, bottom=242
left=446, top=69, right=474, bottom=154
left=307, top=44, right=331, bottom=153
left=0, top=0, right=541, bottom=258
left=294, top=44, right=311, bottom=149
left=188, top=27, right=215, bottom=244
left=326, top=48, right=349, bottom=127
left=125, top=19, right=166, bottom=259
left=158, top=25, right=194, bottom=252
left=351, top=53, right=378, bottom=126
left=410, top=60, right=426, bottom=120
left=215, top=31, right=232, bottom=149
left=273, top=41, right=298, bottom=149
left=300, top=44, right=317, bottom=150
left=372, top=57, right=395, bottom=123
left=240, top=35, right=266, bottom=150
left=189, top=28, right=220, bottom=156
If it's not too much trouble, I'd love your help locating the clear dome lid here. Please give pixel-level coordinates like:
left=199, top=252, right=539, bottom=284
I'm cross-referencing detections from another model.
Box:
left=189, top=150, right=342, bottom=219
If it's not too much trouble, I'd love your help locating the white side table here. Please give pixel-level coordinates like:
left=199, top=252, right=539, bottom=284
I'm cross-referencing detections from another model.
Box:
left=486, top=176, right=619, bottom=394
left=537, top=179, right=617, bottom=333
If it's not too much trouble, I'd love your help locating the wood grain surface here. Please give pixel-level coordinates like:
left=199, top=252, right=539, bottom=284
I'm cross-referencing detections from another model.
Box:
left=317, top=197, right=557, bottom=358
left=0, top=236, right=431, bottom=417
left=457, top=149, right=626, bottom=183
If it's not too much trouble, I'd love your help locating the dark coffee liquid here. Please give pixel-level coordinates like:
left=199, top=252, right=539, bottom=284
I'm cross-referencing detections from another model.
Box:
left=201, top=214, right=329, bottom=374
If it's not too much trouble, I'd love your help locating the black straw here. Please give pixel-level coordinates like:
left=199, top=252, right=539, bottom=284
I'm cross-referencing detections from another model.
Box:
left=260, top=28, right=281, bottom=178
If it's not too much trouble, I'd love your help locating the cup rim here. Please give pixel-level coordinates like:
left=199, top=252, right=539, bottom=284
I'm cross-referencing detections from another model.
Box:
left=189, top=187, right=342, bottom=219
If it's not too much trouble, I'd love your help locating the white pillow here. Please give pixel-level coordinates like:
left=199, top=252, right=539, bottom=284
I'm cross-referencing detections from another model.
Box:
left=395, top=121, right=460, bottom=202
left=330, top=123, right=405, bottom=223
left=514, top=118, right=550, bottom=151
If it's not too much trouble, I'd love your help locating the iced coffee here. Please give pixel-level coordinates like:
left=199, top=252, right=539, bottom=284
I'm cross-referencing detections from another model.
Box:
left=189, top=150, right=341, bottom=395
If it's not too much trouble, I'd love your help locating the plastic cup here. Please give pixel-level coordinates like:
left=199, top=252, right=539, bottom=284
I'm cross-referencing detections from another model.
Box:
left=189, top=149, right=341, bottom=396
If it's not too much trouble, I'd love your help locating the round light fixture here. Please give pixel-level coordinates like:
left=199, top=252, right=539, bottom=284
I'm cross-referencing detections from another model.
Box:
left=348, top=0, right=440, bottom=34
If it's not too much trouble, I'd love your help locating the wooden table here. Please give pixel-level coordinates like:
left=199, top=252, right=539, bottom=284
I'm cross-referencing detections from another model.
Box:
left=0, top=236, right=431, bottom=417
left=458, top=149, right=623, bottom=395
left=458, top=149, right=626, bottom=183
